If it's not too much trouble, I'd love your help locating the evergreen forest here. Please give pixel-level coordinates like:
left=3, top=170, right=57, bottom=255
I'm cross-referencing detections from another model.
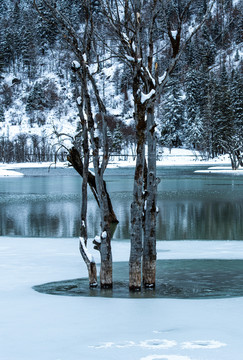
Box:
left=0, top=0, right=242, bottom=164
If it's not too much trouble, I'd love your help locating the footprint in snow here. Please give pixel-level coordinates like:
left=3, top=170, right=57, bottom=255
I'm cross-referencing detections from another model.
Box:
left=140, top=355, right=192, bottom=360
left=181, top=340, right=226, bottom=349
left=139, top=339, right=177, bottom=349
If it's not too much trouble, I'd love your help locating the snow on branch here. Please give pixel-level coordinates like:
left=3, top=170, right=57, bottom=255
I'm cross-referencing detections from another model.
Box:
left=71, top=60, right=81, bottom=70
left=125, top=55, right=135, bottom=62
left=158, top=71, right=166, bottom=85
left=171, top=30, right=178, bottom=39
left=141, top=89, right=156, bottom=104
left=101, top=231, right=107, bottom=239
left=76, top=96, right=82, bottom=105
left=145, top=67, right=155, bottom=86
left=79, top=237, right=95, bottom=263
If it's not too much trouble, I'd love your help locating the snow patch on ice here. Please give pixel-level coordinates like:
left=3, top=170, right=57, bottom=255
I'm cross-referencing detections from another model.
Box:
left=90, top=342, right=115, bottom=349
left=116, top=341, right=136, bottom=348
left=195, top=168, right=243, bottom=174
left=181, top=340, right=227, bottom=349
left=0, top=169, right=24, bottom=177
left=139, top=339, right=177, bottom=349
left=140, top=355, right=192, bottom=360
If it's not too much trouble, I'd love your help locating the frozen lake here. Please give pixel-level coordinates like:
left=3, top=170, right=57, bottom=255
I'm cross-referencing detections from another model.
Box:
left=0, top=237, right=243, bottom=360
left=1, top=165, right=243, bottom=239
left=1, top=164, right=243, bottom=359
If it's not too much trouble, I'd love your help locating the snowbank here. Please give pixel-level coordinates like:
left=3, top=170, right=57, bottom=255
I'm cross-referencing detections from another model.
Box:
left=0, top=161, right=67, bottom=177
left=195, top=166, right=243, bottom=175
left=0, top=149, right=232, bottom=173
left=0, top=168, right=24, bottom=177
left=108, top=149, right=231, bottom=168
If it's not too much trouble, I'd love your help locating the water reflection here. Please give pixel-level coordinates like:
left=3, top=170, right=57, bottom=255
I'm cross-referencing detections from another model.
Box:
left=1, top=166, right=243, bottom=239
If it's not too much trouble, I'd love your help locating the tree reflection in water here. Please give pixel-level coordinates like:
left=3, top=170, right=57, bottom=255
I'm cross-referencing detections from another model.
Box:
left=1, top=166, right=243, bottom=240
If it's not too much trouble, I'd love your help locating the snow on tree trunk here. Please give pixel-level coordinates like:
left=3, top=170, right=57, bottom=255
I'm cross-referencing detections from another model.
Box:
left=99, top=230, right=113, bottom=288
left=77, top=90, right=98, bottom=288
left=93, top=168, right=113, bottom=288
left=143, top=105, right=157, bottom=287
left=79, top=238, right=98, bottom=288
left=92, top=112, right=113, bottom=289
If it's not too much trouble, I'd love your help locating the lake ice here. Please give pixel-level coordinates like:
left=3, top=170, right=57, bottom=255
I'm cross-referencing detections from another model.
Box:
left=0, top=237, right=243, bottom=360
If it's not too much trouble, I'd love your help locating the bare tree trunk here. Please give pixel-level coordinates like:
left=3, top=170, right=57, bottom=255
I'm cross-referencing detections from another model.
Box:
left=76, top=90, right=98, bottom=287
left=92, top=140, right=113, bottom=288
left=143, top=105, right=157, bottom=287
left=129, top=102, right=146, bottom=291
left=99, top=228, right=113, bottom=288
left=79, top=238, right=98, bottom=287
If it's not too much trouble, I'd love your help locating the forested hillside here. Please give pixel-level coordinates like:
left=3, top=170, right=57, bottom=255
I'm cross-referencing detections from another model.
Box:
left=0, top=0, right=242, bottom=163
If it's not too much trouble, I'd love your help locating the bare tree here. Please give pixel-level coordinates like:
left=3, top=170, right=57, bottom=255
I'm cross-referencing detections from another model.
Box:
left=34, top=0, right=215, bottom=291
left=34, top=0, right=117, bottom=288
left=99, top=0, right=215, bottom=290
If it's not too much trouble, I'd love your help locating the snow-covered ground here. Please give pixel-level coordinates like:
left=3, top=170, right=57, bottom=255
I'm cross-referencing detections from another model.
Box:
left=0, top=168, right=24, bottom=177
left=0, top=148, right=237, bottom=177
left=0, top=161, right=66, bottom=176
left=195, top=166, right=243, bottom=174
left=0, top=237, right=243, bottom=360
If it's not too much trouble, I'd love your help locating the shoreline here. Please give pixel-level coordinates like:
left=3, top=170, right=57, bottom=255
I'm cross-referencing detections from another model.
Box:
left=0, top=149, right=239, bottom=176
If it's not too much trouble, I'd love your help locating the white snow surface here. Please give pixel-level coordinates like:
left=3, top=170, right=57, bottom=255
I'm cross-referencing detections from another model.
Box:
left=195, top=166, right=243, bottom=174
left=0, top=237, right=243, bottom=360
left=0, top=169, right=24, bottom=177
left=0, top=147, right=235, bottom=176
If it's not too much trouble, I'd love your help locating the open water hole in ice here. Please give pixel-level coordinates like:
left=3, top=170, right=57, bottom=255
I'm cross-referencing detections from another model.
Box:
left=33, top=259, right=243, bottom=299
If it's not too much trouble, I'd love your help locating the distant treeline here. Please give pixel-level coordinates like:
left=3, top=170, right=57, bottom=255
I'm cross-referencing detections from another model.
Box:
left=0, top=134, right=66, bottom=163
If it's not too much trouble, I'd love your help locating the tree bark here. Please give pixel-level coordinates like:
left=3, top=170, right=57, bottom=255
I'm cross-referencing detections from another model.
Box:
left=143, top=105, right=157, bottom=287
left=79, top=238, right=98, bottom=287
left=67, top=147, right=118, bottom=224
left=92, top=140, right=113, bottom=288
left=129, top=101, right=146, bottom=291
left=76, top=89, right=98, bottom=288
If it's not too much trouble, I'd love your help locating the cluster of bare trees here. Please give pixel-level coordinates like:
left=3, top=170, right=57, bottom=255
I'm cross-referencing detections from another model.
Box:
left=34, top=0, right=215, bottom=291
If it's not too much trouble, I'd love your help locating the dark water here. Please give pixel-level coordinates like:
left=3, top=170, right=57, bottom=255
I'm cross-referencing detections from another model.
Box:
left=1, top=165, right=243, bottom=239
left=33, top=259, right=243, bottom=299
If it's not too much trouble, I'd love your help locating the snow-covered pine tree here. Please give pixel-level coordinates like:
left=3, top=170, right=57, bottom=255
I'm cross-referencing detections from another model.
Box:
left=160, top=81, right=185, bottom=149
left=184, top=69, right=204, bottom=149
left=0, top=106, right=5, bottom=123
